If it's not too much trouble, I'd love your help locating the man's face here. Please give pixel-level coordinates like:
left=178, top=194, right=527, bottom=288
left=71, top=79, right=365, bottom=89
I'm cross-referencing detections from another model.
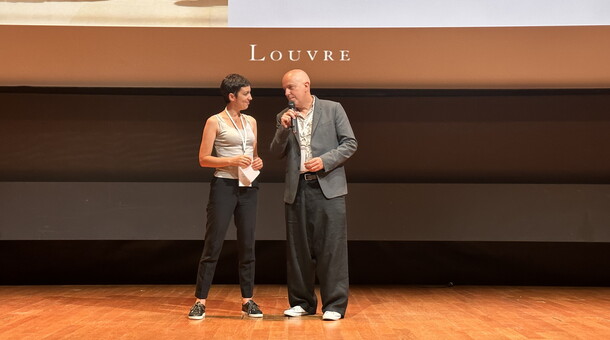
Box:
left=282, top=76, right=308, bottom=109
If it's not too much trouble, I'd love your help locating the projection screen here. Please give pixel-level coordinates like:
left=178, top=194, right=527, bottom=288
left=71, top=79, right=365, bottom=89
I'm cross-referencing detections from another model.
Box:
left=1, top=0, right=610, bottom=88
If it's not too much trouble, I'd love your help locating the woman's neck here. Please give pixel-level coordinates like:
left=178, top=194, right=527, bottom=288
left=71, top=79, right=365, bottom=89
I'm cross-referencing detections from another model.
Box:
left=225, top=106, right=241, bottom=118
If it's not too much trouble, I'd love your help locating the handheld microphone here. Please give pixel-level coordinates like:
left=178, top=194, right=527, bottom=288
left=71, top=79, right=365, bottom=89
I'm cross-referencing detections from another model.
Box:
left=288, top=101, right=297, bottom=132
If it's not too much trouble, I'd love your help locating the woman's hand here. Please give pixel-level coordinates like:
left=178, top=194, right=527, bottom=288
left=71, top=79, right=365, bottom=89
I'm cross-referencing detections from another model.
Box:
left=252, top=157, right=263, bottom=171
left=232, top=155, right=252, bottom=168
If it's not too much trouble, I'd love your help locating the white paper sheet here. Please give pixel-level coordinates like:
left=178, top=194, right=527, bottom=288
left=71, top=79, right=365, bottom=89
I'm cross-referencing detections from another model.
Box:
left=238, top=165, right=260, bottom=187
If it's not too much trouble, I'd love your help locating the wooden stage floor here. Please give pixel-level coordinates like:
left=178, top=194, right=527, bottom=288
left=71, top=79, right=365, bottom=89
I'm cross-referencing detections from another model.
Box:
left=1, top=285, right=609, bottom=339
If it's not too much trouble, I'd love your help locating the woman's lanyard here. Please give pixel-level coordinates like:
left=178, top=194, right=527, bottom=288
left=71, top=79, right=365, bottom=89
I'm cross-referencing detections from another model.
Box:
left=225, top=108, right=248, bottom=154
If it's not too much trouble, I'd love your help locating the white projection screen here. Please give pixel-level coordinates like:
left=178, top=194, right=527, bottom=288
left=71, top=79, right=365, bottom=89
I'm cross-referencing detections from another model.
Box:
left=1, top=0, right=610, bottom=88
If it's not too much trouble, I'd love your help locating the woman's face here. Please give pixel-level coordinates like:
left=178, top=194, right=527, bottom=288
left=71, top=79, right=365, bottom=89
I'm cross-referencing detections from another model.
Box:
left=231, top=86, right=252, bottom=111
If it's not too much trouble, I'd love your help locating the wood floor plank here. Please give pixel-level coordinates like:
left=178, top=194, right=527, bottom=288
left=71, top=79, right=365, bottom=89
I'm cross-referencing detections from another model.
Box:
left=1, top=285, right=609, bottom=339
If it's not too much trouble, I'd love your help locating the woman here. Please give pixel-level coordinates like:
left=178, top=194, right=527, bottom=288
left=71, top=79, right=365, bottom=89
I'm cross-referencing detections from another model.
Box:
left=188, top=74, right=264, bottom=319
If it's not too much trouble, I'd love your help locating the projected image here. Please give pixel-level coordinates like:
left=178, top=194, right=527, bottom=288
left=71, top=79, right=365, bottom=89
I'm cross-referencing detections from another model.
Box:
left=230, top=0, right=610, bottom=28
left=0, top=0, right=228, bottom=27
left=2, top=0, right=609, bottom=28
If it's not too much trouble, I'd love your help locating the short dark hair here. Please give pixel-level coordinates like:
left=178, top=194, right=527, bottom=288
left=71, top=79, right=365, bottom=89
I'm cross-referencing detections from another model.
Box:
left=220, top=74, right=251, bottom=103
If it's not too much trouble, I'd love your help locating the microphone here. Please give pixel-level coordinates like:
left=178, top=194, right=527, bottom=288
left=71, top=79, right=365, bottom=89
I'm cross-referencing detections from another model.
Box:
left=288, top=101, right=297, bottom=132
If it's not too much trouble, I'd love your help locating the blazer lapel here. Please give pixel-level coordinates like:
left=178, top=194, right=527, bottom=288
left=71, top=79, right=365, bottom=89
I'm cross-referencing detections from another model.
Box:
left=311, top=95, right=321, bottom=136
left=292, top=120, right=301, bottom=147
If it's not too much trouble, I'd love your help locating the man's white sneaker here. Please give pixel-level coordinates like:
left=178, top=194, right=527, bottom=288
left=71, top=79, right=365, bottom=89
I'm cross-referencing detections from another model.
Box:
left=322, top=311, right=342, bottom=321
left=284, top=306, right=309, bottom=317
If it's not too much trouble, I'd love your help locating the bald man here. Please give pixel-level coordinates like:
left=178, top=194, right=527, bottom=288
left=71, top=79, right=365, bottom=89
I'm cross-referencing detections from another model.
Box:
left=270, top=69, right=357, bottom=321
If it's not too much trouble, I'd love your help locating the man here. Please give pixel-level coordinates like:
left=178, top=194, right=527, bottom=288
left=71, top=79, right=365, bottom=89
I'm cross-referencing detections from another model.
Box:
left=270, top=69, right=357, bottom=321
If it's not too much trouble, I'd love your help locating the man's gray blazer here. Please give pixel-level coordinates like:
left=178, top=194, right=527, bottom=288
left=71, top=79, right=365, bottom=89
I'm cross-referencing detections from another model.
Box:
left=270, top=96, right=358, bottom=204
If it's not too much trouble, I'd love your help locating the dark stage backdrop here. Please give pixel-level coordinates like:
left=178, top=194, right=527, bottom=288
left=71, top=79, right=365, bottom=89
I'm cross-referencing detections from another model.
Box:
left=1, top=87, right=610, bottom=285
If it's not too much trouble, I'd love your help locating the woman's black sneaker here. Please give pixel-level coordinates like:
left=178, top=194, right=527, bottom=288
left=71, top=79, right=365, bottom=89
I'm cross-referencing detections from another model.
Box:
left=188, top=301, right=205, bottom=320
left=242, top=300, right=263, bottom=318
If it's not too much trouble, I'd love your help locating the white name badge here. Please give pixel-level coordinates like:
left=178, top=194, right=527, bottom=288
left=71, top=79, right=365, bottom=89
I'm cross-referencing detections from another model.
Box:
left=300, top=146, right=309, bottom=172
